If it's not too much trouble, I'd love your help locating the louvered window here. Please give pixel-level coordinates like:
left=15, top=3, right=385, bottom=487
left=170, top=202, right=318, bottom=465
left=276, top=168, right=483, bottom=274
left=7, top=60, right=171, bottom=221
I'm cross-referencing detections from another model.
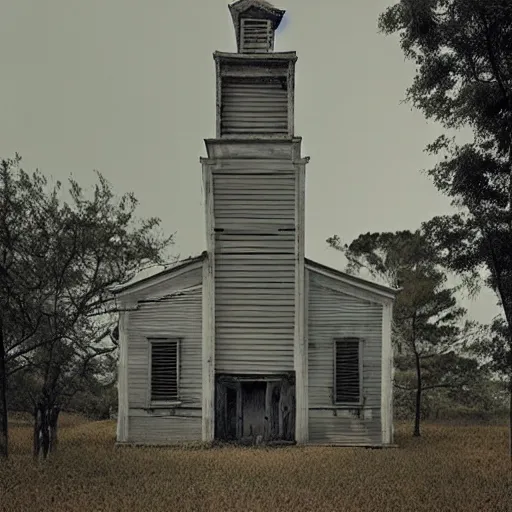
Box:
left=334, top=338, right=362, bottom=404
left=149, top=339, right=179, bottom=403
left=221, top=77, right=288, bottom=136
left=240, top=18, right=273, bottom=53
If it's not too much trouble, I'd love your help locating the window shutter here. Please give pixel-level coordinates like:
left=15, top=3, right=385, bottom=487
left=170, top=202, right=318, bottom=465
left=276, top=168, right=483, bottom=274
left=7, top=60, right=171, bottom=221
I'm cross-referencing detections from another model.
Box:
left=150, top=339, right=178, bottom=402
left=240, top=18, right=273, bottom=53
left=221, top=76, right=288, bottom=136
left=335, top=339, right=361, bottom=404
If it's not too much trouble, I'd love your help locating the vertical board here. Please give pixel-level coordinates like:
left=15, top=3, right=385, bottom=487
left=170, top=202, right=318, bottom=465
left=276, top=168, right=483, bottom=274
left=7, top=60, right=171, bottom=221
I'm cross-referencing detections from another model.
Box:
left=294, top=162, right=307, bottom=443
left=116, top=311, right=129, bottom=443
left=126, top=285, right=202, bottom=444
left=212, top=163, right=297, bottom=374
left=307, top=270, right=384, bottom=445
left=202, top=164, right=216, bottom=442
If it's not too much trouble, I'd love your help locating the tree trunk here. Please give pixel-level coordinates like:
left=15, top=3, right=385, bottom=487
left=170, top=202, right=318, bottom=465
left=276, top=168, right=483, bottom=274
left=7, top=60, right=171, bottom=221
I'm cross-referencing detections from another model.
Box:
left=33, top=406, right=42, bottom=460
left=413, top=351, right=422, bottom=437
left=34, top=403, right=58, bottom=460
left=49, top=407, right=60, bottom=453
left=509, top=376, right=511, bottom=465
left=0, top=315, right=8, bottom=459
left=33, top=403, right=60, bottom=459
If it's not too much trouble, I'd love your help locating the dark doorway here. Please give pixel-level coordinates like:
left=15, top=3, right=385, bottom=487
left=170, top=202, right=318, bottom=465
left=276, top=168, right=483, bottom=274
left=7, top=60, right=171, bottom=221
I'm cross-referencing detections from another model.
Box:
left=241, top=381, right=266, bottom=439
left=214, top=374, right=296, bottom=445
left=226, top=386, right=238, bottom=440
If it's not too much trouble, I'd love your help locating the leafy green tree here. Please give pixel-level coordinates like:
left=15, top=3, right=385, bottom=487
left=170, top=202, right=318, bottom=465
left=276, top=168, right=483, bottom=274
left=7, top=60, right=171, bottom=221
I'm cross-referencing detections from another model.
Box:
left=0, top=154, right=173, bottom=458
left=469, top=317, right=512, bottom=414
left=328, top=230, right=477, bottom=436
left=378, top=0, right=512, bottom=455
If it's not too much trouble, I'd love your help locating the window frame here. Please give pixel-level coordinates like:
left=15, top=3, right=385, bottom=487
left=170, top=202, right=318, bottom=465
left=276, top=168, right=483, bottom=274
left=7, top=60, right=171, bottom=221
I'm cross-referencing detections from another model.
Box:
left=240, top=18, right=274, bottom=53
left=147, top=337, right=181, bottom=408
left=333, top=337, right=364, bottom=407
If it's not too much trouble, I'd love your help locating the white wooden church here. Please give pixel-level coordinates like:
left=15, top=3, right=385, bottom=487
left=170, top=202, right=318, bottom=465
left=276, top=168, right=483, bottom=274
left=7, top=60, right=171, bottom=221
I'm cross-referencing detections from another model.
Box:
left=112, top=0, right=397, bottom=447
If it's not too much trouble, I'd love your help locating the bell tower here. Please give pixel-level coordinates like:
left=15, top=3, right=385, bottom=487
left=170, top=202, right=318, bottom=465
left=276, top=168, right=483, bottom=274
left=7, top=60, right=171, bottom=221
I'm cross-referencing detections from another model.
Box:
left=217, top=0, right=293, bottom=138
left=200, top=0, right=309, bottom=444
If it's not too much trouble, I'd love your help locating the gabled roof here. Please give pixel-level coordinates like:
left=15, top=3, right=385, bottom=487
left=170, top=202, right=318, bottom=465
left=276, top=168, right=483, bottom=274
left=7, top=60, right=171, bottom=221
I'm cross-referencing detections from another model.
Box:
left=110, top=251, right=399, bottom=300
left=109, top=252, right=206, bottom=294
left=229, top=0, right=285, bottom=30
left=304, top=258, right=398, bottom=300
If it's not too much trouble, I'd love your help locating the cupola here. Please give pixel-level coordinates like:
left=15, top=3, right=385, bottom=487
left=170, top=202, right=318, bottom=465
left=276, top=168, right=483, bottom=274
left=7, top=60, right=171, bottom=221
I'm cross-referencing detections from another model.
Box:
left=229, top=0, right=285, bottom=53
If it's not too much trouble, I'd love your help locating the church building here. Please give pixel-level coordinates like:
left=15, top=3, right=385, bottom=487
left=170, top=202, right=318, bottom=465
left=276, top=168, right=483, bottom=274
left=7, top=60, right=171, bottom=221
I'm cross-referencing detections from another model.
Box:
left=112, top=0, right=397, bottom=446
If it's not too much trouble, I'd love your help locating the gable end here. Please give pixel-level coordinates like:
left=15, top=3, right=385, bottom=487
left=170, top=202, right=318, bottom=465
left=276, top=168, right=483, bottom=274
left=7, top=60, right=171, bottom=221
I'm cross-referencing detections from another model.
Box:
left=305, top=258, right=398, bottom=305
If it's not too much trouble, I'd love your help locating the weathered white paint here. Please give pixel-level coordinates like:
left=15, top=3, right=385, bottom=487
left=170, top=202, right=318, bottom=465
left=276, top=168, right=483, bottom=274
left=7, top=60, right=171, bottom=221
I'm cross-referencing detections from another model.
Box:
left=112, top=0, right=402, bottom=446
left=216, top=50, right=294, bottom=140
left=213, top=172, right=296, bottom=230
left=287, top=60, right=295, bottom=136
left=215, top=57, right=222, bottom=139
left=128, top=408, right=202, bottom=418
left=220, top=78, right=289, bottom=136
left=214, top=50, right=298, bottom=62
left=128, top=416, right=202, bottom=444
left=116, top=310, right=130, bottom=443
left=203, top=138, right=306, bottom=161
left=305, top=263, right=396, bottom=305
left=128, top=290, right=202, bottom=409
left=115, top=259, right=203, bottom=304
left=211, top=161, right=297, bottom=374
left=123, top=268, right=203, bottom=445
left=294, top=162, right=307, bottom=443
left=307, top=270, right=384, bottom=445
left=221, top=65, right=287, bottom=77
left=202, top=162, right=215, bottom=442
left=228, top=0, right=285, bottom=54
left=381, top=299, right=394, bottom=445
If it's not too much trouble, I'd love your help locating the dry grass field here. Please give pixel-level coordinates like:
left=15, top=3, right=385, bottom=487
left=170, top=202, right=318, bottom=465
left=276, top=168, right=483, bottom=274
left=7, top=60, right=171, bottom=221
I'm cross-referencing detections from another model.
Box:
left=1, top=414, right=511, bottom=512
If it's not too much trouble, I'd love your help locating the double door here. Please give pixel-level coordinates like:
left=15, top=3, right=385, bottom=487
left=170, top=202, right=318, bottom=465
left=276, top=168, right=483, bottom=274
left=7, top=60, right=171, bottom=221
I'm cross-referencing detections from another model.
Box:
left=215, top=374, right=295, bottom=444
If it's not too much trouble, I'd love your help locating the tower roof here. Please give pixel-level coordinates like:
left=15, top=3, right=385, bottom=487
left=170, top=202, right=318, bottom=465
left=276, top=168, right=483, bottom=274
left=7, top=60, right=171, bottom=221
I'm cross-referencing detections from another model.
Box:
left=229, top=0, right=285, bottom=28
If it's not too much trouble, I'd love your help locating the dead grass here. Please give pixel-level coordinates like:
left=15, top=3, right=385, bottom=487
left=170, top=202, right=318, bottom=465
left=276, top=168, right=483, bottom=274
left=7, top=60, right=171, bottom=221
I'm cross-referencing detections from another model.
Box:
left=1, top=415, right=511, bottom=512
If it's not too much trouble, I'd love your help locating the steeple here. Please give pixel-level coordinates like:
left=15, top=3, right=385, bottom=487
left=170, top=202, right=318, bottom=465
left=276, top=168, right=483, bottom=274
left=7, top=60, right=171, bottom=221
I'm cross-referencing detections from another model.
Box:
left=213, top=0, right=296, bottom=139
left=200, top=0, right=309, bottom=445
left=229, top=0, right=285, bottom=53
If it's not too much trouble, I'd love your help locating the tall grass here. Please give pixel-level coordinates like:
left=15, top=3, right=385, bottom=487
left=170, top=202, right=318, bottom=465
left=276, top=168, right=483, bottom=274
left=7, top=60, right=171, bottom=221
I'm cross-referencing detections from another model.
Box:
left=1, top=414, right=511, bottom=512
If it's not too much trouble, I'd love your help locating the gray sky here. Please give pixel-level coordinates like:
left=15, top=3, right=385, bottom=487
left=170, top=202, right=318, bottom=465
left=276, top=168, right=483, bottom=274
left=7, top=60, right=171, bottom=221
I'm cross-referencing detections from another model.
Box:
left=0, top=0, right=501, bottom=324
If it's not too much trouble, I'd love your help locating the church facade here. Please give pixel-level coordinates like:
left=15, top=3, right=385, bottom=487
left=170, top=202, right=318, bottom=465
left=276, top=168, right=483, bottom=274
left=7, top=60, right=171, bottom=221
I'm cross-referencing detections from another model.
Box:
left=112, top=0, right=397, bottom=447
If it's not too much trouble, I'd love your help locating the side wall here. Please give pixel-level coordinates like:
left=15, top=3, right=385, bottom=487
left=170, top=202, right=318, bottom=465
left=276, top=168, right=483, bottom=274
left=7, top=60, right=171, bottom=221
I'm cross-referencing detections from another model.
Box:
left=307, top=270, right=384, bottom=445
left=124, top=266, right=203, bottom=444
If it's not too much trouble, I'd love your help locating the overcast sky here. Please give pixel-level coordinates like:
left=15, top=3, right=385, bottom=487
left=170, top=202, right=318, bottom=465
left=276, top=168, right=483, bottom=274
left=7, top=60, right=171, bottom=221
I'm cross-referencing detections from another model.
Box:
left=0, top=0, right=501, bottom=324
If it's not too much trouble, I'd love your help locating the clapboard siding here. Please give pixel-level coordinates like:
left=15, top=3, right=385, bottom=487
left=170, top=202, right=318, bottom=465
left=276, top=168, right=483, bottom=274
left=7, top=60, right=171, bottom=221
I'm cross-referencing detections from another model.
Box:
left=221, top=77, right=288, bottom=136
left=215, top=234, right=295, bottom=254
left=127, top=288, right=202, bottom=427
left=123, top=265, right=202, bottom=303
left=213, top=172, right=295, bottom=231
left=308, top=409, right=380, bottom=445
left=307, top=270, right=383, bottom=445
left=128, top=415, right=202, bottom=444
left=215, top=253, right=295, bottom=373
left=212, top=161, right=297, bottom=374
